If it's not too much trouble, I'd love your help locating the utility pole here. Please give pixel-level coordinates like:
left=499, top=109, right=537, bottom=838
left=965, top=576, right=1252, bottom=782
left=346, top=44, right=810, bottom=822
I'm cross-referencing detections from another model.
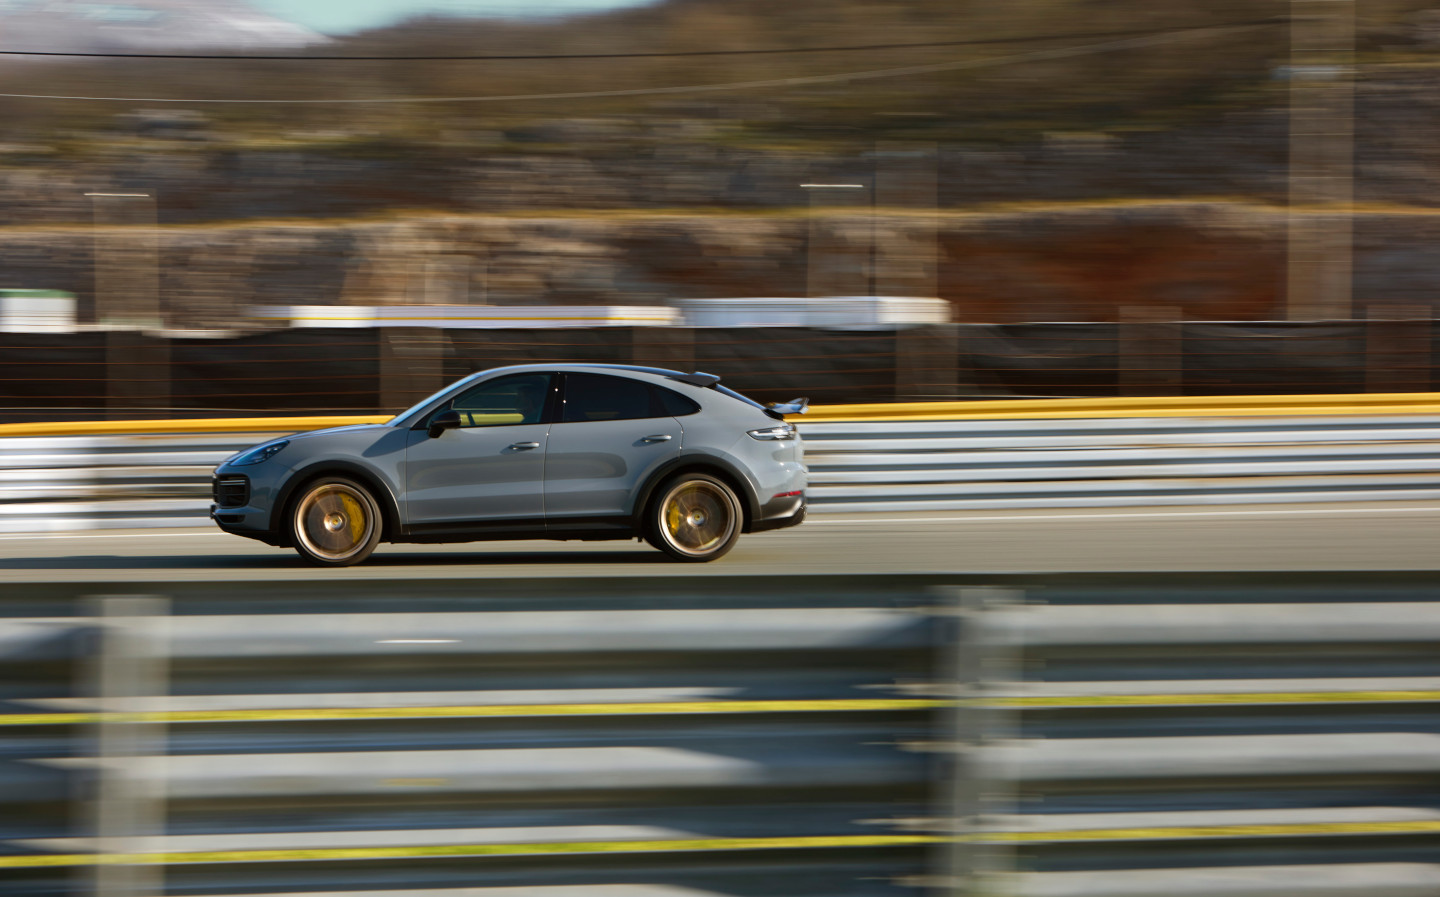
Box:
left=88, top=192, right=168, bottom=417
left=1287, top=0, right=1356, bottom=320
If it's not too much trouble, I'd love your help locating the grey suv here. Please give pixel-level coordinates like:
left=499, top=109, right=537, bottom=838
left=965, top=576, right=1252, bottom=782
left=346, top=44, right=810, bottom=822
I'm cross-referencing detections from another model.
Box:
left=211, top=364, right=807, bottom=565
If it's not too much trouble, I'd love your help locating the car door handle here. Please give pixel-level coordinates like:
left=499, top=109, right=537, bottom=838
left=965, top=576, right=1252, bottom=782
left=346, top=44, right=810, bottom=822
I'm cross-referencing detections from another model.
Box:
left=508, top=441, right=541, bottom=450
left=642, top=434, right=673, bottom=442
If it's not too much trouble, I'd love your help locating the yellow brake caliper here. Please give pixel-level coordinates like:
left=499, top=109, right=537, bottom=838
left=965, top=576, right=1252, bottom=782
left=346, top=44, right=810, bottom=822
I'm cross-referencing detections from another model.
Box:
left=339, top=493, right=364, bottom=545
left=667, top=495, right=683, bottom=534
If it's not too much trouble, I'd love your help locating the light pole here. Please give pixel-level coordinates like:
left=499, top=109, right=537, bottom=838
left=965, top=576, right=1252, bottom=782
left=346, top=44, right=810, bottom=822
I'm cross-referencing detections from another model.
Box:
left=86, top=192, right=166, bottom=417
left=802, top=182, right=871, bottom=299
left=1287, top=0, right=1355, bottom=320
left=86, top=192, right=159, bottom=329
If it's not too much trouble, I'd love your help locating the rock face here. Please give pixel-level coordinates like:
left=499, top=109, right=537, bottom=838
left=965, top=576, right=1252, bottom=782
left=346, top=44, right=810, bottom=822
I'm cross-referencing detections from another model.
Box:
left=6, top=203, right=1440, bottom=327
left=4, top=67, right=1440, bottom=324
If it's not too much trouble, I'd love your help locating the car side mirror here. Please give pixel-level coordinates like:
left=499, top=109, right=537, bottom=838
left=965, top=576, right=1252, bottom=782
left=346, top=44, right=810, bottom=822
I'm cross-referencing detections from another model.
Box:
left=427, top=409, right=462, bottom=438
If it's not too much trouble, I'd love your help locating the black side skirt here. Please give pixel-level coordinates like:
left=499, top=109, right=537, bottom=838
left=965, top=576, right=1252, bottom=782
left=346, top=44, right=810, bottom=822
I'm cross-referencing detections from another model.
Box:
left=398, top=516, right=637, bottom=544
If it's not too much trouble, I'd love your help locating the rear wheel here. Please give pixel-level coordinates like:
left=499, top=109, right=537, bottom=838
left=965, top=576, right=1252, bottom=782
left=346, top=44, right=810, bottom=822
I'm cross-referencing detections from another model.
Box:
left=646, top=473, right=741, bottom=562
left=288, top=477, right=382, bottom=566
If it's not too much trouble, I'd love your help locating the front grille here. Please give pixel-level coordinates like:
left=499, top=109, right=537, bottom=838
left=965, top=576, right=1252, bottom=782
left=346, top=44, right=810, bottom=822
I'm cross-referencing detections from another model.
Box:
left=213, top=475, right=249, bottom=509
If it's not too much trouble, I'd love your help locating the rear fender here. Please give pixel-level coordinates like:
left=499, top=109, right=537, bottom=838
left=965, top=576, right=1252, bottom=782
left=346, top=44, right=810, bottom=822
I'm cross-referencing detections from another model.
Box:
left=632, top=454, right=762, bottom=534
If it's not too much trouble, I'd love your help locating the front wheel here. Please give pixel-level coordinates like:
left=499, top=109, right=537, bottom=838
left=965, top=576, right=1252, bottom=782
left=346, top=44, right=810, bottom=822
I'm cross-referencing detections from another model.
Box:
left=646, top=473, right=742, bottom=562
left=288, top=477, right=382, bottom=567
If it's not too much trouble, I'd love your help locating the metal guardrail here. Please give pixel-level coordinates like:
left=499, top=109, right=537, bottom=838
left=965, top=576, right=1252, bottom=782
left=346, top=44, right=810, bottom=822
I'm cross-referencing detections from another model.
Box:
left=2, top=572, right=1439, bottom=897
left=6, top=412, right=1440, bottom=531
left=802, top=414, right=1440, bottom=512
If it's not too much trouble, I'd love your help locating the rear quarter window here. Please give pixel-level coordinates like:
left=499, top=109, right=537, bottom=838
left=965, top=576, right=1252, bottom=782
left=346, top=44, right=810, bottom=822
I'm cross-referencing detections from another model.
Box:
left=654, top=385, right=700, bottom=417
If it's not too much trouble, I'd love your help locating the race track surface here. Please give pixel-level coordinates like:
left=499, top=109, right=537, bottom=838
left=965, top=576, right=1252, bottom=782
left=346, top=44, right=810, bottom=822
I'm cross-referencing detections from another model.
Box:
left=1, top=502, right=1436, bottom=583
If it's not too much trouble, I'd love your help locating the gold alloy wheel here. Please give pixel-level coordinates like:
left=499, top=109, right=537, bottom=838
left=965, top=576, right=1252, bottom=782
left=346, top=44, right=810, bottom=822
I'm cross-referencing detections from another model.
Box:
left=294, top=481, right=376, bottom=564
left=657, top=477, right=738, bottom=559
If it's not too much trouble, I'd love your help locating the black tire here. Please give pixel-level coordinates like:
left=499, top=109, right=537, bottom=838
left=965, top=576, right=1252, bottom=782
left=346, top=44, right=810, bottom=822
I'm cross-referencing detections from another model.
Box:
left=287, top=476, right=382, bottom=567
left=645, top=473, right=742, bottom=562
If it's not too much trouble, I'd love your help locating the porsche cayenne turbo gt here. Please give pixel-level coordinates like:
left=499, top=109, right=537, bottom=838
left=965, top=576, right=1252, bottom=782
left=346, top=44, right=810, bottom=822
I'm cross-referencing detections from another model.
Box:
left=210, top=364, right=808, bottom=565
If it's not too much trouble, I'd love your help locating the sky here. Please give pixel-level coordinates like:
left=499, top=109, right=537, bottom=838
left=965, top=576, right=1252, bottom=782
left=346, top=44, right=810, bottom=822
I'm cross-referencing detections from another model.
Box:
left=250, top=0, right=652, bottom=35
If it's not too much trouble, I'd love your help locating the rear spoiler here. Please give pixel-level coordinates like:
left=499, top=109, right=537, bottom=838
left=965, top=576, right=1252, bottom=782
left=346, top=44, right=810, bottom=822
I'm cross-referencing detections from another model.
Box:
left=765, top=397, right=809, bottom=418
left=666, top=370, right=806, bottom=419
left=669, top=371, right=721, bottom=388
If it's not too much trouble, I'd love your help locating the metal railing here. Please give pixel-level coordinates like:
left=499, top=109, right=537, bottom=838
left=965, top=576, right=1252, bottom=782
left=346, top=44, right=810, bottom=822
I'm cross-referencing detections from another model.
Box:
left=6, top=413, right=1440, bottom=531
left=1, top=573, right=1439, bottom=895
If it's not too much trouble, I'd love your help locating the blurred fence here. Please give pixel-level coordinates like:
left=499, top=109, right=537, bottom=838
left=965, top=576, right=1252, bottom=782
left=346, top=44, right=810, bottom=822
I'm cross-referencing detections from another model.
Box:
left=5, top=411, right=1440, bottom=532
left=1, top=320, right=1438, bottom=423
left=2, top=572, right=1439, bottom=896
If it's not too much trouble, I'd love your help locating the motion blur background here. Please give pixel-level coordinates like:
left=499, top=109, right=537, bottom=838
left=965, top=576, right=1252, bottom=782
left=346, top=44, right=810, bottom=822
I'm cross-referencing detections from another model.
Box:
left=1, top=0, right=1436, bottom=419
left=8, top=4, right=1440, bottom=897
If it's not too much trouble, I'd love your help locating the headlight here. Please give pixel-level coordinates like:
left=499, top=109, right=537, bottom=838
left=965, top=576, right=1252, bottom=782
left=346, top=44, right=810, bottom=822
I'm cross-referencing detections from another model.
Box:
left=747, top=424, right=796, bottom=441
left=231, top=440, right=289, bottom=466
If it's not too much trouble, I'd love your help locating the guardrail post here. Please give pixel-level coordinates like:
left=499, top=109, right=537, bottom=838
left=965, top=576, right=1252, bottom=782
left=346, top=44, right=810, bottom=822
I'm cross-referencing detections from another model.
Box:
left=939, top=587, right=1020, bottom=897
left=86, top=595, right=169, bottom=897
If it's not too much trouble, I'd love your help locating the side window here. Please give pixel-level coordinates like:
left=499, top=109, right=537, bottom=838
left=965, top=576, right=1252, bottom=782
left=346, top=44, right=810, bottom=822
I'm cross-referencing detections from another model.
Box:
left=444, top=373, right=552, bottom=428
left=654, top=385, right=700, bottom=417
left=562, top=373, right=660, bottom=424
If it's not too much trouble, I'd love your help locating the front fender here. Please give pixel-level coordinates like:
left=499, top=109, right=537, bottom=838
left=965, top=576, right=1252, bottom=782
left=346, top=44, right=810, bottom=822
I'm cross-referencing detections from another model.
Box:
left=269, top=460, right=404, bottom=542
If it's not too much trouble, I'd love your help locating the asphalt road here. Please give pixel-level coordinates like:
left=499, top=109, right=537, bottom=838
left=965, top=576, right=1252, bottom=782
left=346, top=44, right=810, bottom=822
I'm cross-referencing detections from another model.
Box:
left=1, top=501, right=1437, bottom=582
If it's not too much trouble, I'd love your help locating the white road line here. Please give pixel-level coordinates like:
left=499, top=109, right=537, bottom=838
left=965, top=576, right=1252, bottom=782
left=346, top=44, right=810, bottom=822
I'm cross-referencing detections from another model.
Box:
left=808, top=506, right=1440, bottom=525
left=0, top=530, right=226, bottom=541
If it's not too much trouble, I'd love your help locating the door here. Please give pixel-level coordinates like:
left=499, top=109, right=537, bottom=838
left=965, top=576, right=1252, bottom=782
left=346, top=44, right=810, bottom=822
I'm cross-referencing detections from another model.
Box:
left=544, top=372, right=682, bottom=521
left=403, top=372, right=554, bottom=526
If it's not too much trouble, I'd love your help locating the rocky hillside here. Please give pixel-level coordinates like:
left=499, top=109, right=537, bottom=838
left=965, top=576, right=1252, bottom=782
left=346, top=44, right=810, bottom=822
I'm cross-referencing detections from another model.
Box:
left=2, top=0, right=1440, bottom=324
left=5, top=201, right=1440, bottom=327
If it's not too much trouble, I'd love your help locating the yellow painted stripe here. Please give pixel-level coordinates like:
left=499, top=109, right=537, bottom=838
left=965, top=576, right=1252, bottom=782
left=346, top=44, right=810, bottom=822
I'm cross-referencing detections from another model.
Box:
left=8, top=391, right=1440, bottom=436
left=0, top=415, right=390, bottom=437
left=803, top=391, right=1440, bottom=422
left=993, top=690, right=1440, bottom=708
left=991, top=820, right=1440, bottom=842
left=6, top=821, right=1440, bottom=868
left=0, top=834, right=942, bottom=868
left=270, top=316, right=675, bottom=324
left=7, top=690, right=1440, bottom=727
left=0, top=698, right=948, bottom=727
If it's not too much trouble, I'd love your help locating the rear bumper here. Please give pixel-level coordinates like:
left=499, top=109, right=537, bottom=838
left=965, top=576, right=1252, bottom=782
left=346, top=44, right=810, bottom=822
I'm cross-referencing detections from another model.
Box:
left=749, top=493, right=806, bottom=533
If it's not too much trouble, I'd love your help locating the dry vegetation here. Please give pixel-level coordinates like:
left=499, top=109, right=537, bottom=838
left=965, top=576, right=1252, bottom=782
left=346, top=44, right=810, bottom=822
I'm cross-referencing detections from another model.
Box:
left=11, top=0, right=1434, bottom=149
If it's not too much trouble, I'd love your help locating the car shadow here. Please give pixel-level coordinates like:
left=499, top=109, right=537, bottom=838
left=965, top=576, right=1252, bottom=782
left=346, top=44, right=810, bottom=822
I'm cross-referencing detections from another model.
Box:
left=0, top=549, right=667, bottom=571
left=362, top=549, right=667, bottom=567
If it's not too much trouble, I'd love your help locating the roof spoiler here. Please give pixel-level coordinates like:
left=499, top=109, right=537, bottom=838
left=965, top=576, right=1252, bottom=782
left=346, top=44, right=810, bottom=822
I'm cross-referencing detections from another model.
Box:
left=669, top=371, right=722, bottom=388
left=765, top=397, right=809, bottom=417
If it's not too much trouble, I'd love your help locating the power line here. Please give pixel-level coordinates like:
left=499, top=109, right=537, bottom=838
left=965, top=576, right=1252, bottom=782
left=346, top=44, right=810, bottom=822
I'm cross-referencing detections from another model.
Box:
left=0, top=17, right=1287, bottom=61
left=0, top=22, right=1280, bottom=104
